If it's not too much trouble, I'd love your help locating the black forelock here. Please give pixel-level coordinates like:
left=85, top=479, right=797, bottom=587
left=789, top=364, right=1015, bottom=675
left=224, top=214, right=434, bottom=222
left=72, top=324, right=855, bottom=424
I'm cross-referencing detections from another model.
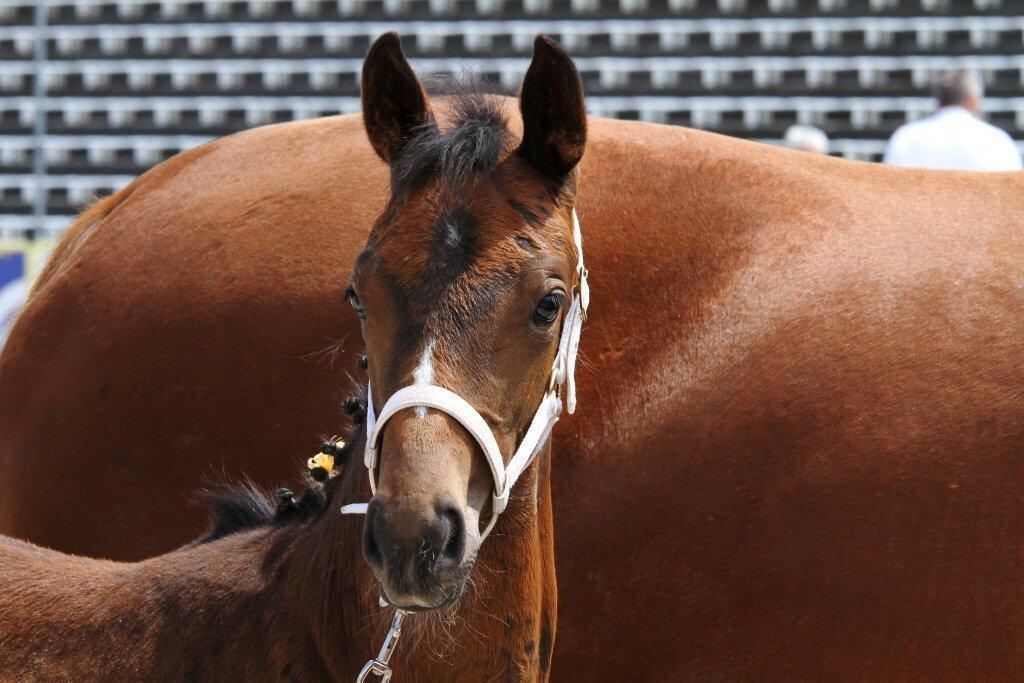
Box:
left=390, top=90, right=512, bottom=196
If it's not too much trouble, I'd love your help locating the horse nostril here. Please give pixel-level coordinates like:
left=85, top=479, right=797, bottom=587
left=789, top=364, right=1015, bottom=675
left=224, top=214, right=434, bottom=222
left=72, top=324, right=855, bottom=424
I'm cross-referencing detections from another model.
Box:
left=362, top=499, right=386, bottom=569
left=433, top=499, right=466, bottom=571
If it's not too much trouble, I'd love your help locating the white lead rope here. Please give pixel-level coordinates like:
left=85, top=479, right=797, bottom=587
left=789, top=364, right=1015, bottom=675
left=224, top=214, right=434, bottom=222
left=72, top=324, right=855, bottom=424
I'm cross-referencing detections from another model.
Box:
left=341, top=208, right=588, bottom=539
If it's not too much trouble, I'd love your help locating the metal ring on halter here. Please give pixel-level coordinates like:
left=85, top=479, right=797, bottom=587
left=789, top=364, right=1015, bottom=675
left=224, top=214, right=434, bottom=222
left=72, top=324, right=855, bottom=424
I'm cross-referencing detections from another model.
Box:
left=356, top=659, right=392, bottom=683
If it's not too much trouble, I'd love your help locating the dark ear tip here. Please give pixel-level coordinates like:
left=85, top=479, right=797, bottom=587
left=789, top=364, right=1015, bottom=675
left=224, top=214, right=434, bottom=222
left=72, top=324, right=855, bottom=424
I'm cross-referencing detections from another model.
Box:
left=369, top=31, right=402, bottom=56
left=533, top=34, right=566, bottom=58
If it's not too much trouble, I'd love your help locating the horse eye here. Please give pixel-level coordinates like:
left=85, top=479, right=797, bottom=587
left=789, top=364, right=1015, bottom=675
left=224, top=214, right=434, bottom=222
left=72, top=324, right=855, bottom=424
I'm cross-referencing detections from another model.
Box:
left=531, top=291, right=564, bottom=328
left=346, top=287, right=366, bottom=318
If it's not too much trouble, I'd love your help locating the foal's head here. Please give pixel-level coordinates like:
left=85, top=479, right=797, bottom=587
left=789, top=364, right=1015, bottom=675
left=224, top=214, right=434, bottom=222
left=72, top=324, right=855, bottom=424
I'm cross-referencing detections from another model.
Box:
left=349, top=33, right=586, bottom=610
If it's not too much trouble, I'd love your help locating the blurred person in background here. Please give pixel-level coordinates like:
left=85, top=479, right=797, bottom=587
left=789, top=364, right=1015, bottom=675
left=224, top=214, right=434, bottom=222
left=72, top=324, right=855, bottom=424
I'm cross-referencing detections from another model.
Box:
left=784, top=125, right=830, bottom=154
left=884, top=69, right=1022, bottom=171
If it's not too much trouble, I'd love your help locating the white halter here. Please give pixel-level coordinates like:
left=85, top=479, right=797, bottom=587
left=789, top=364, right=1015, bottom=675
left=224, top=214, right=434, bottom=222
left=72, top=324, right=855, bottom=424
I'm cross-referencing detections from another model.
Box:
left=341, top=210, right=589, bottom=539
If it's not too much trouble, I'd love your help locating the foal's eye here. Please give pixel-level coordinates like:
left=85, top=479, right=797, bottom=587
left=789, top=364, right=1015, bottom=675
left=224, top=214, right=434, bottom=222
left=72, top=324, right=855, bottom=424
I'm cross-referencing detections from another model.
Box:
left=346, top=287, right=366, bottom=318
left=531, top=291, right=564, bottom=329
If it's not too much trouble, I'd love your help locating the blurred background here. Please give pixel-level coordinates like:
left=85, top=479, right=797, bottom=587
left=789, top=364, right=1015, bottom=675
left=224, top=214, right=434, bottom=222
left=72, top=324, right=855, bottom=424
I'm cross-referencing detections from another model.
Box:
left=1, top=0, right=1023, bottom=339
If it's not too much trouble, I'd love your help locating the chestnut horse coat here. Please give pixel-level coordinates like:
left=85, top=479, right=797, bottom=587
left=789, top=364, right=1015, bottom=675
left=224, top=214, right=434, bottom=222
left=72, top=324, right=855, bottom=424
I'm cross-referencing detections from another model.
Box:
left=2, top=108, right=1023, bottom=678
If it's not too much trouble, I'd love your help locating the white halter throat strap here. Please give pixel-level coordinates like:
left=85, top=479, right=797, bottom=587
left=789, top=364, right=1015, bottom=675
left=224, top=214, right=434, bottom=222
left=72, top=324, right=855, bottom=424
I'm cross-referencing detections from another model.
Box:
left=341, top=209, right=589, bottom=539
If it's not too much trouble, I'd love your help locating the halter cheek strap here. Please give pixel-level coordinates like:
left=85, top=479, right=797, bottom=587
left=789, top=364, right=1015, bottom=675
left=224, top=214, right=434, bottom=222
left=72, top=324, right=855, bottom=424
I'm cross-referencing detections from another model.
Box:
left=341, top=209, right=589, bottom=540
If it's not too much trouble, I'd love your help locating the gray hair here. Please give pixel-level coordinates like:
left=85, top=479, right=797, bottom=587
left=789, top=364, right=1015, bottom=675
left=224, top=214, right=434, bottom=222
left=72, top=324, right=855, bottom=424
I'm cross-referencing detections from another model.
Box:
left=933, top=69, right=984, bottom=107
left=783, top=125, right=829, bottom=155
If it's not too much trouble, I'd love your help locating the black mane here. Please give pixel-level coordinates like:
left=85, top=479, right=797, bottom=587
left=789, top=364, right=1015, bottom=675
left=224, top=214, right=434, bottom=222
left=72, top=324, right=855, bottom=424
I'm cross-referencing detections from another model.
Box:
left=192, top=410, right=365, bottom=544
left=194, top=481, right=277, bottom=543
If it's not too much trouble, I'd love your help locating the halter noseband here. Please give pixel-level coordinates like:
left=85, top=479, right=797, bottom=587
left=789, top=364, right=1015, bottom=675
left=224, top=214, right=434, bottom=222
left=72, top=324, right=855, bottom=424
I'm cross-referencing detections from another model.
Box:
left=341, top=209, right=589, bottom=538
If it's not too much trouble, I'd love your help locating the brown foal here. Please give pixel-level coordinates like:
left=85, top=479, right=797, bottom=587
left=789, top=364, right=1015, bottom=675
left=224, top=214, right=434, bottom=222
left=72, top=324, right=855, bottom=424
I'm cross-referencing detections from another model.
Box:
left=0, top=33, right=581, bottom=681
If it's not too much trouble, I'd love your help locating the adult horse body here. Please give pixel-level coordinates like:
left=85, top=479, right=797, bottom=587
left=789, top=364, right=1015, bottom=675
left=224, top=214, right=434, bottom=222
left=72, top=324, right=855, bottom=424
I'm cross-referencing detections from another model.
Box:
left=3, top=43, right=1024, bottom=679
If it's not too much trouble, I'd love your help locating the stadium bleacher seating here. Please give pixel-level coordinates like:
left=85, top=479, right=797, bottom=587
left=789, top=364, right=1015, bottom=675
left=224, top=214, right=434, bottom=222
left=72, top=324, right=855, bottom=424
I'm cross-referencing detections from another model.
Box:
left=2, top=0, right=1023, bottom=237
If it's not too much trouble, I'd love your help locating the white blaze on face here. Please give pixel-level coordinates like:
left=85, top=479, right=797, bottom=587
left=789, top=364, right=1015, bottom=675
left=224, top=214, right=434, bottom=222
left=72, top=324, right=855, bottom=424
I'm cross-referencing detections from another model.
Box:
left=412, top=338, right=436, bottom=417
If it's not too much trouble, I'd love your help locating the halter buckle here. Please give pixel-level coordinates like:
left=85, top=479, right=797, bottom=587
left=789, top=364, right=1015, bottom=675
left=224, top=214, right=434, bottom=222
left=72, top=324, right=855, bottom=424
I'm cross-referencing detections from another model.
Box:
left=575, top=268, right=589, bottom=323
left=547, top=369, right=559, bottom=394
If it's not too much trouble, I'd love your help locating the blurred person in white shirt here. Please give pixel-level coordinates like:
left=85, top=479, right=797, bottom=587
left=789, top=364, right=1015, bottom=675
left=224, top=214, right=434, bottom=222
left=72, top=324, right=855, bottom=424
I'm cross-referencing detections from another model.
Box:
left=784, top=125, right=829, bottom=155
left=884, top=69, right=1022, bottom=171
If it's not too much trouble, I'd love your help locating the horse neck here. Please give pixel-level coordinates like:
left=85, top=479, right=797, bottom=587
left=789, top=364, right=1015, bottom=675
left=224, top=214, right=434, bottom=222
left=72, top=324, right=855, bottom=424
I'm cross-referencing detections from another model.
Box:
left=284, top=442, right=557, bottom=681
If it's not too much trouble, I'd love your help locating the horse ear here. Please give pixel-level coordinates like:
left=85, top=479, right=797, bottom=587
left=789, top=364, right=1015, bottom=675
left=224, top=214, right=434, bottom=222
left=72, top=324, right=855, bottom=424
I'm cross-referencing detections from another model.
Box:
left=518, top=35, right=587, bottom=180
left=361, top=33, right=433, bottom=164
